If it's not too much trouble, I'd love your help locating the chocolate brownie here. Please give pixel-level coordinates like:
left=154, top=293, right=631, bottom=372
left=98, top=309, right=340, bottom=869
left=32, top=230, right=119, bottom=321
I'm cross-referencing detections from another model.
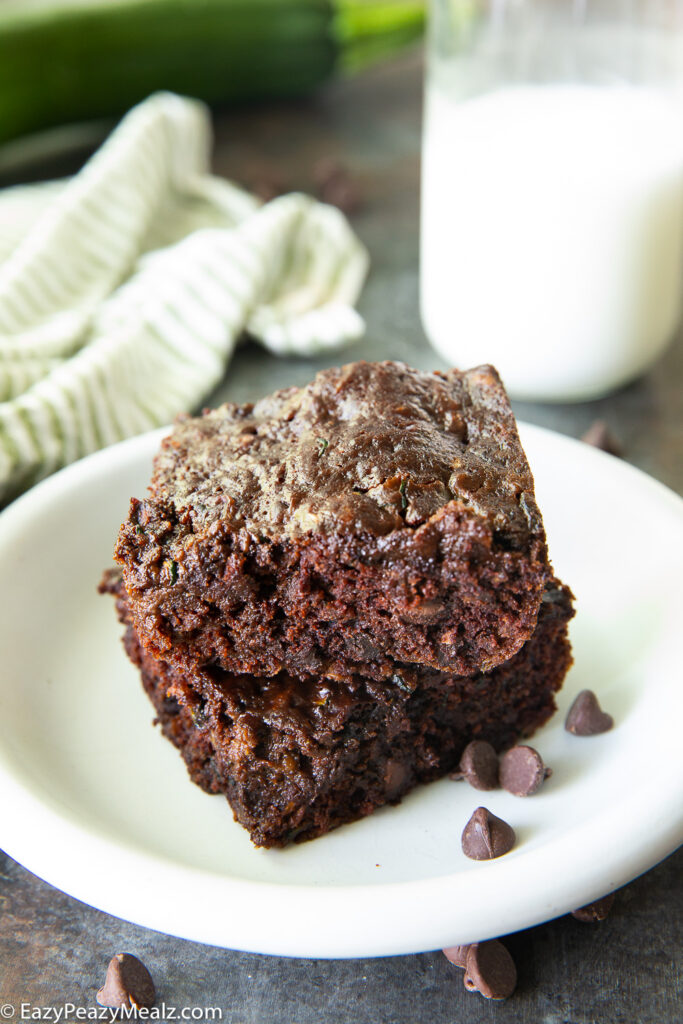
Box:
left=103, top=571, right=574, bottom=848
left=115, top=361, right=551, bottom=683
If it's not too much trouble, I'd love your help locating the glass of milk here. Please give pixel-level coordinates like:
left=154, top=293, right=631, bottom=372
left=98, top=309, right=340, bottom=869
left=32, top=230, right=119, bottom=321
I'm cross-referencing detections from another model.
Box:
left=420, top=0, right=683, bottom=401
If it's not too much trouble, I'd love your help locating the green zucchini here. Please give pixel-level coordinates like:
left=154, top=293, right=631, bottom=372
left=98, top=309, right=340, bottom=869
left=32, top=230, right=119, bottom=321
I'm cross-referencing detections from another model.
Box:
left=0, top=0, right=425, bottom=146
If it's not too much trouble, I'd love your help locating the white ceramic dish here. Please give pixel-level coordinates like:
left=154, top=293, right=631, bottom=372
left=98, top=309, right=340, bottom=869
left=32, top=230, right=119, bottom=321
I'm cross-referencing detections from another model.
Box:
left=0, top=424, right=681, bottom=958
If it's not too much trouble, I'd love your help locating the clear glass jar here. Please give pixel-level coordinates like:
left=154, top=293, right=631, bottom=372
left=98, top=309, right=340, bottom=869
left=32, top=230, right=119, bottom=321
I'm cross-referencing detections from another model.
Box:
left=420, top=0, right=683, bottom=401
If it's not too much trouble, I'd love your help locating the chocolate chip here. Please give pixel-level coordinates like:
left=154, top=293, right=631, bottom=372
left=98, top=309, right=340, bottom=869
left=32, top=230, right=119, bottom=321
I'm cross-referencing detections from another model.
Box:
left=499, top=745, right=550, bottom=796
left=461, top=807, right=516, bottom=860
left=313, top=157, right=362, bottom=214
left=451, top=740, right=499, bottom=790
left=463, top=941, right=517, bottom=999
left=442, top=944, right=470, bottom=967
left=572, top=892, right=615, bottom=922
left=321, top=176, right=360, bottom=214
left=565, top=690, right=614, bottom=736
left=581, top=420, right=623, bottom=457
left=96, top=953, right=156, bottom=1009
left=247, top=172, right=287, bottom=204
left=313, top=156, right=343, bottom=187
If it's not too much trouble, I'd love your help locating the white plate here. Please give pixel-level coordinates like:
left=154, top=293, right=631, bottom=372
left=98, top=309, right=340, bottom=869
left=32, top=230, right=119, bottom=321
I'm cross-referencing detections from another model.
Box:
left=0, top=423, right=682, bottom=957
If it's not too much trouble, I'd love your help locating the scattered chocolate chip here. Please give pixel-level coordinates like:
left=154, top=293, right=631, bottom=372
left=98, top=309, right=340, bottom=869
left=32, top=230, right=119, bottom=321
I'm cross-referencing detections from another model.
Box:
left=565, top=690, right=614, bottom=736
left=242, top=166, right=287, bottom=203
left=571, top=892, right=615, bottom=922
left=581, top=420, right=623, bottom=457
left=96, top=953, right=156, bottom=1009
left=322, top=176, right=360, bottom=214
left=463, top=941, right=517, bottom=999
left=499, top=745, right=551, bottom=796
left=252, top=179, right=285, bottom=203
left=312, top=156, right=344, bottom=189
left=461, top=807, right=516, bottom=860
left=313, top=157, right=361, bottom=214
left=442, top=944, right=470, bottom=968
left=451, top=740, right=499, bottom=790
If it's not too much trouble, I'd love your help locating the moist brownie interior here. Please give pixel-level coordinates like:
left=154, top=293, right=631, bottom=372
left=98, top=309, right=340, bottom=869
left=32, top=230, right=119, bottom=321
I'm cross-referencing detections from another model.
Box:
left=103, top=570, right=574, bottom=848
left=115, top=361, right=552, bottom=683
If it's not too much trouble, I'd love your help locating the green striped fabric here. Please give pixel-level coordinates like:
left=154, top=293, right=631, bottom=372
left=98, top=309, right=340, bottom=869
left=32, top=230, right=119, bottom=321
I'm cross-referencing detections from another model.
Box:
left=0, top=92, right=368, bottom=503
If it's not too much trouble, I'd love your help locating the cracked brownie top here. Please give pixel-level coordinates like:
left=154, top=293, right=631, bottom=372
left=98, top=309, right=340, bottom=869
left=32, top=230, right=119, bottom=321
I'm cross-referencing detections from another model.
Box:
left=149, top=360, right=544, bottom=548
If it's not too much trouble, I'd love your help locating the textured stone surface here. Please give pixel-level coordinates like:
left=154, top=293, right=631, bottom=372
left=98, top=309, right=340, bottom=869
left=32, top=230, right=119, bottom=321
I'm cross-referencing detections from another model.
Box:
left=0, top=47, right=681, bottom=1024
left=0, top=848, right=681, bottom=1023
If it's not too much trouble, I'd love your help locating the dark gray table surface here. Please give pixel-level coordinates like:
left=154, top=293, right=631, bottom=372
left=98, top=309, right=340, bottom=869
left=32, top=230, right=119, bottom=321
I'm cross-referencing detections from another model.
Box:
left=1, top=50, right=681, bottom=1024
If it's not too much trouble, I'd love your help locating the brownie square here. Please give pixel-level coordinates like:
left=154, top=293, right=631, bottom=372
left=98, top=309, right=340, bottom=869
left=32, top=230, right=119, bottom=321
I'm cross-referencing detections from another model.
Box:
left=115, top=361, right=551, bottom=683
left=106, top=573, right=573, bottom=848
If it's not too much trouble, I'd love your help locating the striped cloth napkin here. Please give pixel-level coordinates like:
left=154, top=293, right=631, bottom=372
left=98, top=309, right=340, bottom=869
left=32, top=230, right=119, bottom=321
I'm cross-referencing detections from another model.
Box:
left=0, top=92, right=369, bottom=504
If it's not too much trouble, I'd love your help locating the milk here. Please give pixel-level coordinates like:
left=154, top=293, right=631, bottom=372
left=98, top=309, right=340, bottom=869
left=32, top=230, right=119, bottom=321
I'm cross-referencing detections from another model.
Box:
left=420, top=83, right=683, bottom=400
